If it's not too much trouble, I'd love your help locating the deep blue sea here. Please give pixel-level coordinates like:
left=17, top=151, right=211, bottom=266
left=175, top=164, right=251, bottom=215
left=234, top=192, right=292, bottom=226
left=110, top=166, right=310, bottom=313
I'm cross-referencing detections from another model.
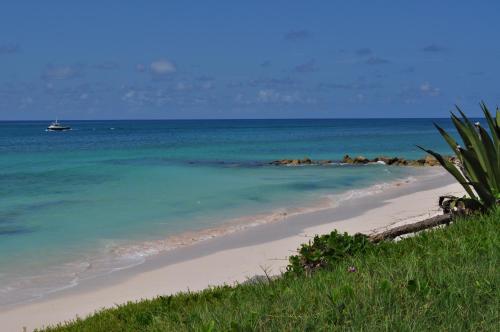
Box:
left=0, top=118, right=461, bottom=305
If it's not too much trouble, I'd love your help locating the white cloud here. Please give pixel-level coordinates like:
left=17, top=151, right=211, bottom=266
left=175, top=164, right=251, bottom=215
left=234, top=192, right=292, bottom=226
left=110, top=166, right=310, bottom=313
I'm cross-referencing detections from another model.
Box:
left=232, top=89, right=315, bottom=105
left=150, top=59, right=176, bottom=75
left=257, top=89, right=278, bottom=102
left=420, top=82, right=441, bottom=96
left=122, top=90, right=136, bottom=100
left=257, top=89, right=301, bottom=104
left=420, top=82, right=431, bottom=91
left=399, top=82, right=442, bottom=103
left=41, top=64, right=82, bottom=80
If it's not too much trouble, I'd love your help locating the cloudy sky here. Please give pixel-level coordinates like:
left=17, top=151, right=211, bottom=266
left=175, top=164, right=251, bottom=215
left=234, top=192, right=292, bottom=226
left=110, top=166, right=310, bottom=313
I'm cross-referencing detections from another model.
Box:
left=0, top=1, right=499, bottom=120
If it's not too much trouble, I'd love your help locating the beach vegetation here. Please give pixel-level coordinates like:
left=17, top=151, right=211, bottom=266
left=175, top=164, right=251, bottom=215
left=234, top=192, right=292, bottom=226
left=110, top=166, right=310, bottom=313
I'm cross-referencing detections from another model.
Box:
left=419, top=102, right=500, bottom=212
left=40, top=208, right=499, bottom=332
left=286, top=230, right=373, bottom=275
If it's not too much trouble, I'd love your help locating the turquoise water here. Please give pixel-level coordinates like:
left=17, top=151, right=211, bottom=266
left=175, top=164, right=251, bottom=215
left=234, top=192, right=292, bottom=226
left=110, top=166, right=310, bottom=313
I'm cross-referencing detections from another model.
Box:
left=0, top=119, right=460, bottom=305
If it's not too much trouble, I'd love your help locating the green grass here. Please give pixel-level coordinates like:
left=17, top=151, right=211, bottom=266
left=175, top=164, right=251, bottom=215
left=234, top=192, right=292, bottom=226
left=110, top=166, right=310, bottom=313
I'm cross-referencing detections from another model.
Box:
left=42, top=210, right=499, bottom=331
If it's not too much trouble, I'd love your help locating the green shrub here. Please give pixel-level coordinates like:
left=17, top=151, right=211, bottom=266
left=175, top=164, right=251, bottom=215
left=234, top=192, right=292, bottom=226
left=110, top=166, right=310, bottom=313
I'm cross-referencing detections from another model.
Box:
left=286, top=230, right=373, bottom=275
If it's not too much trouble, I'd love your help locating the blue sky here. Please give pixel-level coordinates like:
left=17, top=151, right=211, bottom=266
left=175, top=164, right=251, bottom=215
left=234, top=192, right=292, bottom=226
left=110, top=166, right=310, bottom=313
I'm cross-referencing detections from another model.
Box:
left=0, top=1, right=499, bottom=120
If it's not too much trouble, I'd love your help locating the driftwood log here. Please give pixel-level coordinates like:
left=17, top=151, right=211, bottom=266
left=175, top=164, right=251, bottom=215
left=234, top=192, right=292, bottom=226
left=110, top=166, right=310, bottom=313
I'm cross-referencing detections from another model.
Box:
left=368, top=214, right=452, bottom=243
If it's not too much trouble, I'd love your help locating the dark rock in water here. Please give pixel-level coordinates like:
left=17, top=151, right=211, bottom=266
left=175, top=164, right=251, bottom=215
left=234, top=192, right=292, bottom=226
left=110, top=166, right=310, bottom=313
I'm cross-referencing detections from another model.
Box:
left=371, top=156, right=408, bottom=166
left=390, top=158, right=407, bottom=166
left=270, top=159, right=290, bottom=166
left=342, top=154, right=370, bottom=164
left=342, top=154, right=354, bottom=164
left=386, top=157, right=400, bottom=165
left=424, top=155, right=439, bottom=166
left=353, top=156, right=370, bottom=164
left=269, top=157, right=330, bottom=166
left=408, top=159, right=424, bottom=166
left=414, top=158, right=427, bottom=166
left=387, top=157, right=399, bottom=165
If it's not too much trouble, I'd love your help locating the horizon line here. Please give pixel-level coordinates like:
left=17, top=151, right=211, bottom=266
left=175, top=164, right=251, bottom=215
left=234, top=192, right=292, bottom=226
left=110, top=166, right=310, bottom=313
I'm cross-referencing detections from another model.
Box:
left=0, top=116, right=485, bottom=122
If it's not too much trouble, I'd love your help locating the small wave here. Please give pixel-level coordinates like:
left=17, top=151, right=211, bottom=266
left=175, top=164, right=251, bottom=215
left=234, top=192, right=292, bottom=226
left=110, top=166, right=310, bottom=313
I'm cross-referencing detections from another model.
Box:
left=109, top=174, right=419, bottom=261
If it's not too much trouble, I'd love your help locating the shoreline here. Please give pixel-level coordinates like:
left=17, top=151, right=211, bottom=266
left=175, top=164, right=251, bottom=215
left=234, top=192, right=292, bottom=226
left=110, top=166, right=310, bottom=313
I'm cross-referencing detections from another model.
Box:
left=0, top=165, right=419, bottom=308
left=0, top=168, right=463, bottom=331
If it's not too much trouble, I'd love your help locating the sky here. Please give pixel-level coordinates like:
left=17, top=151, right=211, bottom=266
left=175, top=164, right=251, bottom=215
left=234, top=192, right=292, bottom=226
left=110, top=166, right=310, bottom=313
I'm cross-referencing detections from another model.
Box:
left=0, top=1, right=499, bottom=120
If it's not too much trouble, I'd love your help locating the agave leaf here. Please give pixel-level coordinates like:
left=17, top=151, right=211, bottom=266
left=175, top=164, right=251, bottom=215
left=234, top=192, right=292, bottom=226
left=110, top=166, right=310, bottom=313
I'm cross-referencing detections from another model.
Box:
left=496, top=107, right=500, bottom=128
left=434, top=123, right=461, bottom=161
left=481, top=103, right=500, bottom=175
left=469, top=182, right=496, bottom=208
left=450, top=113, right=473, bottom=149
left=455, top=106, right=474, bottom=128
left=450, top=113, right=484, bottom=169
left=455, top=105, right=480, bottom=140
left=459, top=148, right=487, bottom=182
left=417, top=146, right=477, bottom=200
left=455, top=106, right=483, bottom=140
left=481, top=102, right=499, bottom=146
left=477, top=125, right=500, bottom=192
left=453, top=110, right=490, bottom=172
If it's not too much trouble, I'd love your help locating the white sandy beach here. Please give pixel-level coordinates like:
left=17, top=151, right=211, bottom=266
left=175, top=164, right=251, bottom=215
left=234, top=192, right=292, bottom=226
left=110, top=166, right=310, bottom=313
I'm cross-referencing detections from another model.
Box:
left=0, top=171, right=464, bottom=331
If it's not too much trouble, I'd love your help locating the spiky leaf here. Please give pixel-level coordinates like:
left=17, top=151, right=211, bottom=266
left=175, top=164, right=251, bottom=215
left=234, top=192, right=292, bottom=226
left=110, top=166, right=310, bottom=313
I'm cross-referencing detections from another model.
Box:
left=417, top=146, right=477, bottom=200
left=421, top=103, right=499, bottom=210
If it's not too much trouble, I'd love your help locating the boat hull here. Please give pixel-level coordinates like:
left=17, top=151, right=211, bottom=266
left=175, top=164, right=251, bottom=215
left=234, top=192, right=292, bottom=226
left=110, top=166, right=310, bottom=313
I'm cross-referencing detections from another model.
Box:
left=47, top=127, right=71, bottom=131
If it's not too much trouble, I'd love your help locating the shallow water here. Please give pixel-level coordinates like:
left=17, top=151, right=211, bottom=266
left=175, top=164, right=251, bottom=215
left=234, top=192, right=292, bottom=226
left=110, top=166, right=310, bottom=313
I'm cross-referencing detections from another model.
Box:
left=0, top=118, right=461, bottom=305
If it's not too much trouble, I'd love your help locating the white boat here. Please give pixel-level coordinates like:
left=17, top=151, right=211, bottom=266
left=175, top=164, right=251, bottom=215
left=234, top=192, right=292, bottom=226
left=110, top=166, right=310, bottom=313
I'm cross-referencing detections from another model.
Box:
left=47, top=119, right=71, bottom=131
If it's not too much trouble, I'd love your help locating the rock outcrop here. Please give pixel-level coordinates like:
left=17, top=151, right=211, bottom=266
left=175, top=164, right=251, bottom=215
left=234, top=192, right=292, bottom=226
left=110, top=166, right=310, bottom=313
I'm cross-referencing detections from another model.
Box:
left=342, top=155, right=353, bottom=164
left=269, top=158, right=332, bottom=166
left=353, top=156, right=370, bottom=164
left=424, top=155, right=440, bottom=166
left=341, top=154, right=455, bottom=167
left=270, top=154, right=454, bottom=167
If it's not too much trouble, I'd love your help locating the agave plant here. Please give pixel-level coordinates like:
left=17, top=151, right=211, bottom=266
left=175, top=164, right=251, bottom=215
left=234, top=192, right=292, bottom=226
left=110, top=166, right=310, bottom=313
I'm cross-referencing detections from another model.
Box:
left=418, top=102, right=500, bottom=212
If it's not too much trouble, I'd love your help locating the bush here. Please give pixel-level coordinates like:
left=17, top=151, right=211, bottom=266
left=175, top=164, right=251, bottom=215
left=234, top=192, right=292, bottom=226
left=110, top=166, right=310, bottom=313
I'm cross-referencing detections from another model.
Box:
left=286, top=230, right=373, bottom=275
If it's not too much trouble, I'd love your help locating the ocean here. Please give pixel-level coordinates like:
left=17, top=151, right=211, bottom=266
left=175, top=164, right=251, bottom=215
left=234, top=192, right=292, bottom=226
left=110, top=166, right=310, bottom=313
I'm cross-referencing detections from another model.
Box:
left=0, top=118, right=459, bottom=306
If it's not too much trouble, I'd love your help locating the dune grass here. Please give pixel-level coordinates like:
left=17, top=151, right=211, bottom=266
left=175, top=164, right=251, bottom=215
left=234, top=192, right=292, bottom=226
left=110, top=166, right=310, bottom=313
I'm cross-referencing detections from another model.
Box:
left=41, top=209, right=499, bottom=331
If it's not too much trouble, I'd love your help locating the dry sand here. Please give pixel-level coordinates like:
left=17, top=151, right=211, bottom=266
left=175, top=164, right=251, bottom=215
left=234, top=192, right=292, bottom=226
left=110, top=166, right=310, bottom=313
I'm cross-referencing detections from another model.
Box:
left=0, top=170, right=463, bottom=331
